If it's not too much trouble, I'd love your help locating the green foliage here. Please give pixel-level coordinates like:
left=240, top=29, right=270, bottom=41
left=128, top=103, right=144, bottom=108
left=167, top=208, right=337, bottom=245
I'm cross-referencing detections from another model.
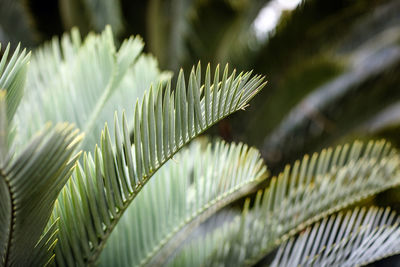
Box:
left=1, top=48, right=82, bottom=265
left=271, top=207, right=400, bottom=266
left=0, top=43, right=30, bottom=124
left=170, top=140, right=400, bottom=266
left=51, top=58, right=265, bottom=265
left=101, top=139, right=267, bottom=266
left=14, top=26, right=168, bottom=151
left=1, top=1, right=400, bottom=266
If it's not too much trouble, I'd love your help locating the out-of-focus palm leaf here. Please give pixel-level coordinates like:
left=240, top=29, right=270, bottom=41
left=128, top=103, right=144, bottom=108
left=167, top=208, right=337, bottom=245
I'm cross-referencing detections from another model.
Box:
left=356, top=102, right=400, bottom=149
left=0, top=0, right=36, bottom=47
left=100, top=139, right=267, bottom=266
left=59, top=0, right=124, bottom=36
left=147, top=0, right=189, bottom=71
left=236, top=0, right=400, bottom=171
left=14, top=26, right=167, bottom=151
left=169, top=140, right=400, bottom=266
left=271, top=207, right=400, bottom=267
left=262, top=43, right=400, bottom=170
left=51, top=63, right=266, bottom=265
left=184, top=0, right=268, bottom=69
left=146, top=0, right=270, bottom=72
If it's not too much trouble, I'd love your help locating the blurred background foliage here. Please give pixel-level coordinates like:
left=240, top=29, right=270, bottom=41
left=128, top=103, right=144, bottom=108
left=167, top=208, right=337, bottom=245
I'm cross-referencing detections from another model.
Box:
left=1, top=0, right=400, bottom=263
left=2, top=0, right=399, bottom=171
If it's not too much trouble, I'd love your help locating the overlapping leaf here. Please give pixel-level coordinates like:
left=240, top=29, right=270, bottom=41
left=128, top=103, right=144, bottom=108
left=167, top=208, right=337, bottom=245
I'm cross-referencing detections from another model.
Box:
left=51, top=63, right=266, bottom=265
left=271, top=207, right=400, bottom=267
left=0, top=43, right=30, bottom=124
left=14, top=26, right=167, bottom=151
left=0, top=123, right=82, bottom=267
left=0, top=42, right=30, bottom=161
left=100, top=139, right=267, bottom=267
left=0, top=87, right=82, bottom=266
left=170, top=140, right=400, bottom=266
left=0, top=27, right=88, bottom=267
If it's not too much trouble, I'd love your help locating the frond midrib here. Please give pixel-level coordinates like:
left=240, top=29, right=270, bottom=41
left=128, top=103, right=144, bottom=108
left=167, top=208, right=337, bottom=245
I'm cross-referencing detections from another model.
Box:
left=144, top=177, right=266, bottom=266
left=246, top=177, right=400, bottom=266
left=86, top=108, right=262, bottom=265
left=79, top=65, right=117, bottom=150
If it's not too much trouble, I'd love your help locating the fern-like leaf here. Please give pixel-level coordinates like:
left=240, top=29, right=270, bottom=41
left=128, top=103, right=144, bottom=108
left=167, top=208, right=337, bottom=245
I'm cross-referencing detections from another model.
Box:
left=271, top=207, right=400, bottom=267
left=0, top=88, right=82, bottom=266
left=100, top=139, right=267, bottom=266
left=51, top=63, right=266, bottom=265
left=170, top=140, right=400, bottom=266
left=0, top=43, right=30, bottom=124
left=14, top=26, right=167, bottom=151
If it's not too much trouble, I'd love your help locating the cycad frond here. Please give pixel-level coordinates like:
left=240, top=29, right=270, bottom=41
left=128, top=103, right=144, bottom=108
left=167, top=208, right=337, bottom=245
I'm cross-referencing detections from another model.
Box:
left=0, top=87, right=82, bottom=266
left=31, top=219, right=60, bottom=267
left=170, top=140, right=400, bottom=266
left=271, top=207, right=400, bottom=267
left=14, top=26, right=167, bottom=151
left=0, top=43, right=30, bottom=124
left=51, top=63, right=266, bottom=265
left=1, top=49, right=81, bottom=266
left=100, top=139, right=267, bottom=267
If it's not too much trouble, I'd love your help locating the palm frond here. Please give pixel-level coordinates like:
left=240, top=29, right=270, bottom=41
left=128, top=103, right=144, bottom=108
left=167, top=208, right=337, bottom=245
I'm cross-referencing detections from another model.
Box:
left=51, top=63, right=266, bottom=265
left=271, top=207, right=400, bottom=267
left=0, top=90, right=82, bottom=267
left=14, top=26, right=167, bottom=151
left=0, top=43, right=30, bottom=124
left=170, top=140, right=400, bottom=266
left=100, top=139, right=267, bottom=267
left=31, top=219, right=60, bottom=267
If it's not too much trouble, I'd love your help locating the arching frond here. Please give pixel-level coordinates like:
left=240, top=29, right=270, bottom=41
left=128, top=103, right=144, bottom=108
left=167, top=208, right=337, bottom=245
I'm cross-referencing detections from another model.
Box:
left=0, top=89, right=82, bottom=266
left=100, top=139, right=267, bottom=267
left=51, top=63, right=266, bottom=266
left=14, top=26, right=168, bottom=151
left=271, top=207, right=400, bottom=267
left=0, top=43, right=30, bottom=124
left=169, top=140, right=400, bottom=266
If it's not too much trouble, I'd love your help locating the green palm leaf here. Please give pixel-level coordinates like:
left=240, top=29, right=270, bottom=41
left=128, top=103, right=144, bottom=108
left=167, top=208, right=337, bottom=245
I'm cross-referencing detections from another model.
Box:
left=0, top=43, right=30, bottom=124
left=170, top=140, right=400, bottom=266
left=0, top=42, right=30, bottom=159
left=31, top=219, right=60, bottom=267
left=51, top=63, right=266, bottom=265
left=100, top=139, right=267, bottom=267
left=271, top=207, right=400, bottom=267
left=14, top=26, right=168, bottom=151
left=0, top=91, right=82, bottom=266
